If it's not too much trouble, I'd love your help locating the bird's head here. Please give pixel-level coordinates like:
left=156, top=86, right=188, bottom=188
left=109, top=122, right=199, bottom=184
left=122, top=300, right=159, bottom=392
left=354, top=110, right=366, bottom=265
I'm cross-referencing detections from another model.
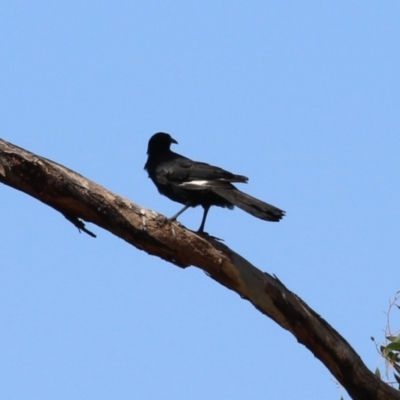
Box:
left=147, top=132, right=178, bottom=155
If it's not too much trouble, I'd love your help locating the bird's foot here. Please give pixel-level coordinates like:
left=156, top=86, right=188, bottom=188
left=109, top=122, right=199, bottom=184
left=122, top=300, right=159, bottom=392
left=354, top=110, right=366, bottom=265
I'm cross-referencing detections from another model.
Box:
left=196, top=230, right=224, bottom=242
left=168, top=217, right=183, bottom=228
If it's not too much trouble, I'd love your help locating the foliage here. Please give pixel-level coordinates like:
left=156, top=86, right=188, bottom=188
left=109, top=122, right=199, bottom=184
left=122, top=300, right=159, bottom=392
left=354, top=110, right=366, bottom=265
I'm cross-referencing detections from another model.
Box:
left=371, top=291, right=400, bottom=390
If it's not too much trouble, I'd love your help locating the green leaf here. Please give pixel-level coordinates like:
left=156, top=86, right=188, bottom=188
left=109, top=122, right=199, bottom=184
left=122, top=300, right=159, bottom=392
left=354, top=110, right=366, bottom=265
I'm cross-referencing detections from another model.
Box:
left=382, top=346, right=392, bottom=357
left=386, top=342, right=400, bottom=352
left=375, top=367, right=381, bottom=379
left=388, top=352, right=400, bottom=362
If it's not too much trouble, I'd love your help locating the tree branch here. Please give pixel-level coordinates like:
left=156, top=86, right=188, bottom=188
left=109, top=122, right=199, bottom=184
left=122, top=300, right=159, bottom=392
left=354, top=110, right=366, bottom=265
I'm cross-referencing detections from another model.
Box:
left=0, top=138, right=398, bottom=400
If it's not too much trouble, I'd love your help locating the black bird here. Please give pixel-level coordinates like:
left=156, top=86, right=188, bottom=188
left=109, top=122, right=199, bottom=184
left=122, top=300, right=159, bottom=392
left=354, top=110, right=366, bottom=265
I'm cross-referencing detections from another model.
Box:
left=144, top=132, right=285, bottom=233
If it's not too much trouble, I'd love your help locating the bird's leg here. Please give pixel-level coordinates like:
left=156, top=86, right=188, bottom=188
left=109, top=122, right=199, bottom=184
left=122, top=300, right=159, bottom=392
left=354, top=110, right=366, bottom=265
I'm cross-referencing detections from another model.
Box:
left=197, top=205, right=210, bottom=233
left=169, top=203, right=192, bottom=221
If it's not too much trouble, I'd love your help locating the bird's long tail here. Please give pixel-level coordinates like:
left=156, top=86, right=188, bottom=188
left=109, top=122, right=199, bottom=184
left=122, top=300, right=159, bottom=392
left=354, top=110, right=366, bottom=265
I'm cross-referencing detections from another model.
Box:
left=212, top=187, right=285, bottom=222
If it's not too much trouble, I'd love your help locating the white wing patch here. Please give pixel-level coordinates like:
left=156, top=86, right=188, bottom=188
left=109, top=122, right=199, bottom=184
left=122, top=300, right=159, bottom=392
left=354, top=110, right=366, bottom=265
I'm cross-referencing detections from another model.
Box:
left=180, top=180, right=210, bottom=187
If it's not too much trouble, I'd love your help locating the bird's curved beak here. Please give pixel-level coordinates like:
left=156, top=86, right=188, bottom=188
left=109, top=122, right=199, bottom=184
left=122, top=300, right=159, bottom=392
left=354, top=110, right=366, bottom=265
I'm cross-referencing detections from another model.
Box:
left=171, top=138, right=178, bottom=145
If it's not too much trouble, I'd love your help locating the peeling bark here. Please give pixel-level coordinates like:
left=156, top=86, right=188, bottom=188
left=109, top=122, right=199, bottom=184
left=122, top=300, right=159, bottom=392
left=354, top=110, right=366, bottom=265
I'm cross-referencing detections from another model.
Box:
left=0, top=138, right=398, bottom=400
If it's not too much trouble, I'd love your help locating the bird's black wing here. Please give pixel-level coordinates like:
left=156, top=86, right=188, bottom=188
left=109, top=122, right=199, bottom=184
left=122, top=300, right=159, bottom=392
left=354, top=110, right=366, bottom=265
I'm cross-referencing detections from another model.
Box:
left=156, top=153, right=248, bottom=190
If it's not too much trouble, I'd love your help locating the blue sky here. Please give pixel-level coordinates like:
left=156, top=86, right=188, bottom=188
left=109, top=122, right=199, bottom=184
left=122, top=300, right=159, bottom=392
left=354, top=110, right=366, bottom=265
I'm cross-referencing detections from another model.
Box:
left=1, top=2, right=400, bottom=399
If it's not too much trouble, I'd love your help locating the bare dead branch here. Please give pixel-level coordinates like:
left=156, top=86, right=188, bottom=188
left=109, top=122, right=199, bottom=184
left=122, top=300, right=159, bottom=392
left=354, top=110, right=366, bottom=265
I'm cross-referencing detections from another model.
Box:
left=0, top=138, right=398, bottom=400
